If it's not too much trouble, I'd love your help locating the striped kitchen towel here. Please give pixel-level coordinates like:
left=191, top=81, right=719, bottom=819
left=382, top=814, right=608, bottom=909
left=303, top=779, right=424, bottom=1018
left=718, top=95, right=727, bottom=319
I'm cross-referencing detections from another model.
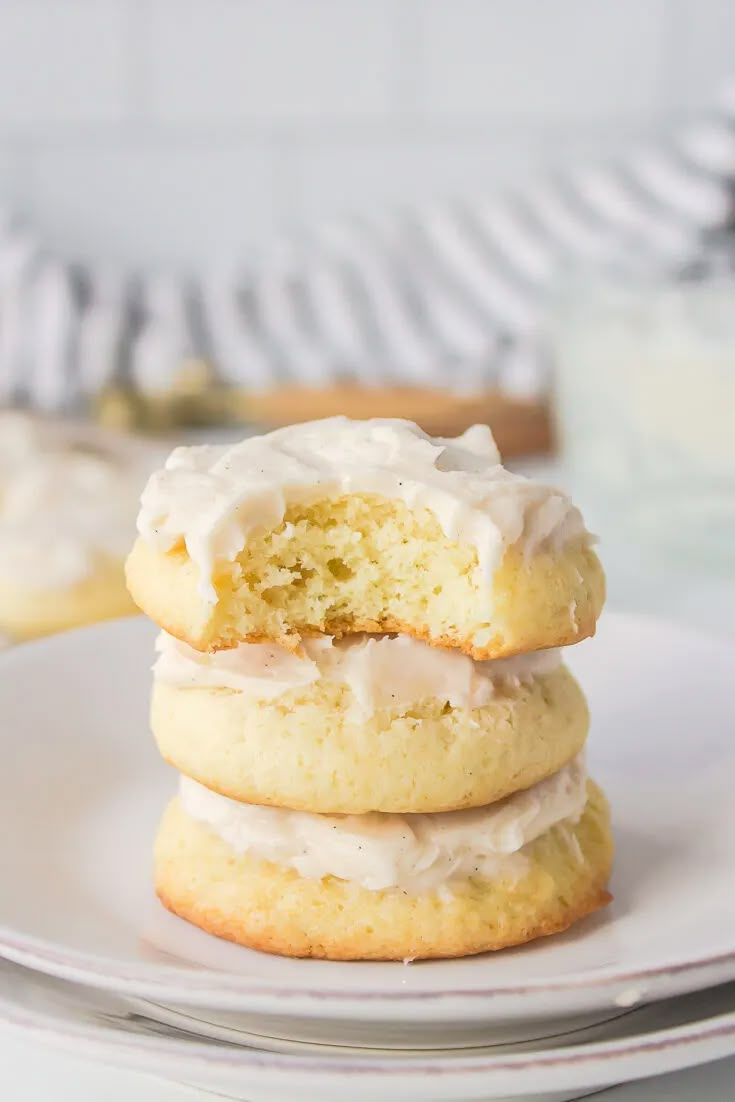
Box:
left=0, top=84, right=734, bottom=413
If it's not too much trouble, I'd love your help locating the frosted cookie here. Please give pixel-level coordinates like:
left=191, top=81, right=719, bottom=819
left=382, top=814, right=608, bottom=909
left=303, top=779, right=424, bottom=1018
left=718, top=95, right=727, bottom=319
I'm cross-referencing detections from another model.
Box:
left=126, top=418, right=604, bottom=659
left=0, top=411, right=158, bottom=640
left=154, top=759, right=613, bottom=961
left=151, top=632, right=588, bottom=813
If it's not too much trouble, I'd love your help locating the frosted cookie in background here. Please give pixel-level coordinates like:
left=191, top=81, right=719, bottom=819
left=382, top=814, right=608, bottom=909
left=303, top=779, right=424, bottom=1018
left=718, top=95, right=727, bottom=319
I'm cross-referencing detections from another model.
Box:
left=0, top=410, right=162, bottom=642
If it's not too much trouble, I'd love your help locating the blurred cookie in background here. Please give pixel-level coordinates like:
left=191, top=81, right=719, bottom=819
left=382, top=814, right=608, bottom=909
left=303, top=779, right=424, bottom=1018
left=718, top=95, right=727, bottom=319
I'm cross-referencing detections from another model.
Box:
left=0, top=410, right=162, bottom=642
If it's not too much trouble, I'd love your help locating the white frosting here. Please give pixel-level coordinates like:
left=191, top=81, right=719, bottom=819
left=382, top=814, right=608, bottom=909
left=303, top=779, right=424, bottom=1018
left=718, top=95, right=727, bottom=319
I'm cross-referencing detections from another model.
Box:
left=137, top=418, right=588, bottom=602
left=154, top=630, right=562, bottom=717
left=179, top=753, right=588, bottom=894
left=0, top=411, right=156, bottom=589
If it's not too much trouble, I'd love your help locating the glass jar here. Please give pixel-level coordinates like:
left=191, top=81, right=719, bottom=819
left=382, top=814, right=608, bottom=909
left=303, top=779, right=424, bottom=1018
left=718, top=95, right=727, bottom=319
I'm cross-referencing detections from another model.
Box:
left=548, top=242, right=735, bottom=568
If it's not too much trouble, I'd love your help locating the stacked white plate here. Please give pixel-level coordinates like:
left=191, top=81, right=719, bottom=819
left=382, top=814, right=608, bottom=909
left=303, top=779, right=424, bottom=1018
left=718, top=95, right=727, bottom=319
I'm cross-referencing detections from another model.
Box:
left=0, top=612, right=733, bottom=1101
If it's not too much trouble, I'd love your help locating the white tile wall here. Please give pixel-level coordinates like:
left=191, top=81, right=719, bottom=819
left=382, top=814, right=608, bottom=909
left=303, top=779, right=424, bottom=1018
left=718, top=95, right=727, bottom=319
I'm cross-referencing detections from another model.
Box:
left=289, top=134, right=549, bottom=225
left=27, top=143, right=283, bottom=269
left=288, top=122, right=656, bottom=227
left=149, top=0, right=400, bottom=123
left=419, top=0, right=667, bottom=121
left=0, top=0, right=730, bottom=271
left=0, top=148, right=29, bottom=211
left=0, top=0, right=129, bottom=127
left=666, top=0, right=735, bottom=113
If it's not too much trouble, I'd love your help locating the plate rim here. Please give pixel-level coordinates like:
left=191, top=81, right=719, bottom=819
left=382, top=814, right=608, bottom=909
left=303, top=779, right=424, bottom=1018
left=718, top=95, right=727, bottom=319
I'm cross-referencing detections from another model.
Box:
left=1, top=929, right=735, bottom=1013
left=0, top=611, right=734, bottom=1017
left=0, top=965, right=734, bottom=1092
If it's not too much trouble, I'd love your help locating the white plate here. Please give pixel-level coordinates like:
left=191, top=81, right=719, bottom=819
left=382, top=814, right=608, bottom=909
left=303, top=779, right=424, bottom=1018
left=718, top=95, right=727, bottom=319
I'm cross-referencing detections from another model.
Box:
left=7, top=1048, right=735, bottom=1102
left=122, top=995, right=636, bottom=1054
left=1, top=961, right=735, bottom=1101
left=0, top=613, right=733, bottom=1048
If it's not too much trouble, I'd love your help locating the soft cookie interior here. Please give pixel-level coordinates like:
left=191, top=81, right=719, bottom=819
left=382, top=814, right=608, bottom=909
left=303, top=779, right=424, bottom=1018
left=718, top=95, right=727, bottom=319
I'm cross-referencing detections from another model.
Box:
left=127, top=494, right=605, bottom=658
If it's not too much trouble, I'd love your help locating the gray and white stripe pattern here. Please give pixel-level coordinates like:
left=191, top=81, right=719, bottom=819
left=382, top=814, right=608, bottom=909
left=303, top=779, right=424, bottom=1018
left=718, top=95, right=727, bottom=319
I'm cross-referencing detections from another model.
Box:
left=1, top=90, right=735, bottom=412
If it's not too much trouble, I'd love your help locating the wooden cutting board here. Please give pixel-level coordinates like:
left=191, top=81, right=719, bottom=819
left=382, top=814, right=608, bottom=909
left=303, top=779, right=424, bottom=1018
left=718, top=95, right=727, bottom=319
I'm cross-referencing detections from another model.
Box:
left=95, top=374, right=553, bottom=460
left=235, top=385, right=552, bottom=459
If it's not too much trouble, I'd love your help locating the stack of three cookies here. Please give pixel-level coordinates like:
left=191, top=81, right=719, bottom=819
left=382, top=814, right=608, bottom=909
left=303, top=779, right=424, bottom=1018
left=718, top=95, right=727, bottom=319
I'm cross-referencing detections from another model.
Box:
left=127, top=418, right=613, bottom=961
